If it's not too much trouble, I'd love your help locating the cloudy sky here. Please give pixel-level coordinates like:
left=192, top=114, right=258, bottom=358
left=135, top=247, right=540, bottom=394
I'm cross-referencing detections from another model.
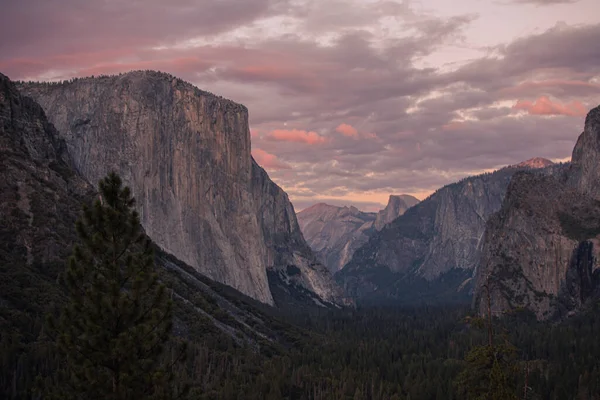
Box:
left=2, top=0, right=599, bottom=211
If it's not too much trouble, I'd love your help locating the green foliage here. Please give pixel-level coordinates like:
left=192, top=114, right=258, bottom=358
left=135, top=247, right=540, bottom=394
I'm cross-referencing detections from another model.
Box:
left=43, top=173, right=185, bottom=400
left=456, top=340, right=519, bottom=399
left=3, top=175, right=600, bottom=399
left=558, top=210, right=600, bottom=241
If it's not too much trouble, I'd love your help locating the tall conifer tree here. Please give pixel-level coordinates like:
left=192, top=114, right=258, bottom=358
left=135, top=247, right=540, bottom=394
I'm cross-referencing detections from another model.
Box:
left=46, top=172, right=179, bottom=400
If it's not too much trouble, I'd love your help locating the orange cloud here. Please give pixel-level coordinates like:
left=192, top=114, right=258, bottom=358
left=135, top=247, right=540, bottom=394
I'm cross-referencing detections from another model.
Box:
left=266, top=129, right=327, bottom=145
left=335, top=123, right=358, bottom=138
left=252, top=148, right=292, bottom=171
left=513, top=96, right=587, bottom=117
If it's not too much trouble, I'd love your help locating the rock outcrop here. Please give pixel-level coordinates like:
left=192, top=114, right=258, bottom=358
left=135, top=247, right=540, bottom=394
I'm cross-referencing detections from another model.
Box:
left=0, top=74, right=324, bottom=373
left=337, top=160, right=558, bottom=303
left=17, top=71, right=345, bottom=306
left=297, top=204, right=376, bottom=273
left=474, top=106, right=600, bottom=320
left=515, top=157, right=554, bottom=169
left=297, top=195, right=419, bottom=274
left=373, top=195, right=420, bottom=231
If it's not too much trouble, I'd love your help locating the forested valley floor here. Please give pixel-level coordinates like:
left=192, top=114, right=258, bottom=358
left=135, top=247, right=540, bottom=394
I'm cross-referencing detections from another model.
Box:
left=3, top=268, right=600, bottom=400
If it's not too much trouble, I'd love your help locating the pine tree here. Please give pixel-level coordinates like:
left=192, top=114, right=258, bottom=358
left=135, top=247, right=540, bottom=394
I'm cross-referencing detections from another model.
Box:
left=44, top=172, right=183, bottom=400
left=455, top=275, right=519, bottom=400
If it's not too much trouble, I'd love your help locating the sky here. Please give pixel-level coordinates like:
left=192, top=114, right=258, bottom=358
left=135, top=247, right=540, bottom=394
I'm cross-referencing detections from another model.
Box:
left=1, top=0, right=599, bottom=211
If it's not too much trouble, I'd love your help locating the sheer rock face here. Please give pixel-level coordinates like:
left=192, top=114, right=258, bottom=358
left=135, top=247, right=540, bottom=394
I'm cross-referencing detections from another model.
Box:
left=568, top=106, right=600, bottom=199
left=337, top=163, right=558, bottom=301
left=340, top=169, right=516, bottom=280
left=18, top=71, right=345, bottom=306
left=297, top=204, right=376, bottom=273
left=0, top=74, right=333, bottom=350
left=474, top=106, right=600, bottom=320
left=373, top=195, right=420, bottom=231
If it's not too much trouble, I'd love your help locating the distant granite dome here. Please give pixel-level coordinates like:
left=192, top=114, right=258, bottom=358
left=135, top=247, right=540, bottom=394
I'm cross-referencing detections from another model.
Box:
left=515, top=157, right=555, bottom=169
left=373, top=194, right=420, bottom=231
left=297, top=195, right=420, bottom=274
left=297, top=203, right=376, bottom=273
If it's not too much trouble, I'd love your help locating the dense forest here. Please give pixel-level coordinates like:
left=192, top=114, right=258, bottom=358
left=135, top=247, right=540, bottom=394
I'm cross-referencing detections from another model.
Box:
left=2, top=174, right=600, bottom=399
left=4, top=278, right=600, bottom=399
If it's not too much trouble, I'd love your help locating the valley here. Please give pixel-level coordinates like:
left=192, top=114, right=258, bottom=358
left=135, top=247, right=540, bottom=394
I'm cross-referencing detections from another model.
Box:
left=1, top=66, right=600, bottom=400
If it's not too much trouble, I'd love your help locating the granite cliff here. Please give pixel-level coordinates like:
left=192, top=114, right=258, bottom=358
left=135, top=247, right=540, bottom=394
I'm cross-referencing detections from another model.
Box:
left=337, top=160, right=556, bottom=303
left=474, top=106, right=600, bottom=320
left=297, top=195, right=419, bottom=273
left=0, top=74, right=329, bottom=396
left=373, top=194, right=420, bottom=231
left=17, top=71, right=345, bottom=306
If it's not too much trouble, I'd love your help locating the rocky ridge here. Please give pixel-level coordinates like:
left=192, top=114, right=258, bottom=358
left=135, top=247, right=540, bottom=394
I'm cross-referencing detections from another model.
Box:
left=474, top=106, right=600, bottom=319
left=337, top=159, right=558, bottom=303
left=17, top=71, right=345, bottom=306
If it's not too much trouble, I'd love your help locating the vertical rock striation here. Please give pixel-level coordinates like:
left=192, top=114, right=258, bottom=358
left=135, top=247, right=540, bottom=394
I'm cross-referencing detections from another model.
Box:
left=337, top=160, right=558, bottom=303
left=474, top=106, right=600, bottom=320
left=18, top=71, right=345, bottom=306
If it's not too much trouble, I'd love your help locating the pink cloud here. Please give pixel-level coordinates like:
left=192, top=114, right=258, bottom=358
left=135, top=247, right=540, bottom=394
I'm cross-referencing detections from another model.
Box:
left=513, top=96, right=587, bottom=117
left=266, top=129, right=327, bottom=145
left=335, top=123, right=358, bottom=137
left=442, top=121, right=466, bottom=131
left=252, top=148, right=292, bottom=170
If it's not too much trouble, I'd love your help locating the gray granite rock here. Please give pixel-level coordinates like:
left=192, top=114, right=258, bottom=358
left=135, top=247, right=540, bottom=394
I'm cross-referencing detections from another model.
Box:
left=337, top=160, right=556, bottom=301
left=373, top=195, right=420, bottom=231
left=473, top=106, right=600, bottom=320
left=18, top=71, right=345, bottom=306
left=297, top=203, right=376, bottom=273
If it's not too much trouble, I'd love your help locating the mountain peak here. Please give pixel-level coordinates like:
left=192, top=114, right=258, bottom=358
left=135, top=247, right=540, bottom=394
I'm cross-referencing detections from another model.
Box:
left=388, top=194, right=420, bottom=207
left=373, top=194, right=420, bottom=231
left=301, top=203, right=340, bottom=213
left=515, top=157, right=554, bottom=169
left=296, top=202, right=377, bottom=273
